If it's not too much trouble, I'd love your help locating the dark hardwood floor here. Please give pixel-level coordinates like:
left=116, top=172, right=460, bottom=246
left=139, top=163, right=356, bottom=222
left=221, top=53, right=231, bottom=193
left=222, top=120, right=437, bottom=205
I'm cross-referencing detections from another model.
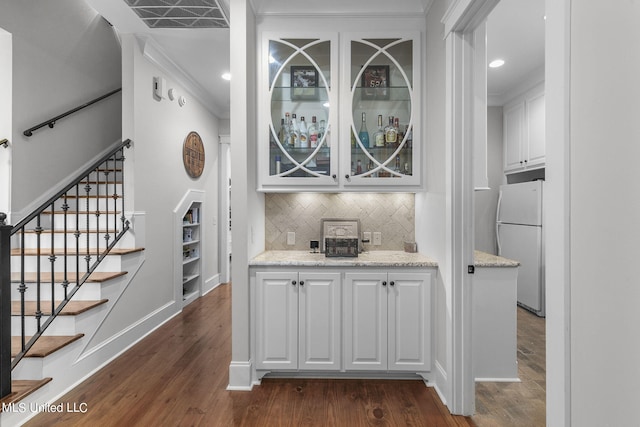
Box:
left=472, top=307, right=546, bottom=427
left=25, top=283, right=475, bottom=427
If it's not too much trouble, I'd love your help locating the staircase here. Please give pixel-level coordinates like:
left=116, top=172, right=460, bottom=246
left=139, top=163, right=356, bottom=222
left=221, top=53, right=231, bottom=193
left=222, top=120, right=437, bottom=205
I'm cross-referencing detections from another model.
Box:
left=0, top=139, right=144, bottom=421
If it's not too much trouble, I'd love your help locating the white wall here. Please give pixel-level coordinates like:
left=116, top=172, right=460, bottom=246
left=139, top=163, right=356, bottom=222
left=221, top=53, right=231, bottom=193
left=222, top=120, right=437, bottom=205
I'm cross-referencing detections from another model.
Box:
left=0, top=29, right=11, bottom=218
left=0, top=0, right=121, bottom=216
left=473, top=106, right=503, bottom=254
left=88, top=33, right=220, bottom=344
left=570, top=1, right=640, bottom=424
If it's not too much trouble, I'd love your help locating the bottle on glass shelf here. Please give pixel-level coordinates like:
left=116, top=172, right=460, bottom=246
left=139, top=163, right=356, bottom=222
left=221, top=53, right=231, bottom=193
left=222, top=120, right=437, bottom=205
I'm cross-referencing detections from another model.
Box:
left=358, top=112, right=370, bottom=148
left=356, top=159, right=363, bottom=175
left=318, top=119, right=326, bottom=145
left=308, top=116, right=319, bottom=148
left=284, top=113, right=292, bottom=147
left=394, top=155, right=401, bottom=173
left=299, top=116, right=309, bottom=148
left=374, top=114, right=385, bottom=147
left=278, top=118, right=286, bottom=145
left=385, top=116, right=397, bottom=146
left=291, top=113, right=300, bottom=147
left=394, top=117, right=401, bottom=146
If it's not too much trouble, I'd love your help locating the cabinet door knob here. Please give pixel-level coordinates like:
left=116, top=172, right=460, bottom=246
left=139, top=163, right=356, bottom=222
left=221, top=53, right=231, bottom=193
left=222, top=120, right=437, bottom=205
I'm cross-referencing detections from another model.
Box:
left=390, top=281, right=395, bottom=286
left=382, top=281, right=387, bottom=286
left=299, top=280, right=304, bottom=286
left=345, top=174, right=350, bottom=179
left=292, top=280, right=297, bottom=285
left=332, top=174, right=337, bottom=179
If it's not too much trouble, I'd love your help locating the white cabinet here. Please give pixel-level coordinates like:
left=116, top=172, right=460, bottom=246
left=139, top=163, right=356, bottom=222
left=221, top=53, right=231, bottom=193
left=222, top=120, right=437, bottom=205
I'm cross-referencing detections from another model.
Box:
left=255, top=271, right=341, bottom=371
left=258, top=32, right=421, bottom=191
left=343, top=271, right=431, bottom=372
left=503, top=84, right=545, bottom=174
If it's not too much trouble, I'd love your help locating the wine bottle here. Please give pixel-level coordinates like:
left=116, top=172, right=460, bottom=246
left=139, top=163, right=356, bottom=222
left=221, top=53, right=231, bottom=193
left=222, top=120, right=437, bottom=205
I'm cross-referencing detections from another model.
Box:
left=394, top=117, right=401, bottom=147
left=356, top=159, right=363, bottom=175
left=299, top=116, right=309, bottom=148
left=358, top=112, right=370, bottom=148
left=374, top=114, right=385, bottom=147
left=308, top=116, right=319, bottom=148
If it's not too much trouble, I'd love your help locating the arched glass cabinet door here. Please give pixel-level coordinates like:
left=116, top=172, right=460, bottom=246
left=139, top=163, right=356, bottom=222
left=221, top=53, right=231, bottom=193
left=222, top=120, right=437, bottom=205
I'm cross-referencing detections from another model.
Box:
left=345, top=35, right=420, bottom=187
left=260, top=35, right=338, bottom=189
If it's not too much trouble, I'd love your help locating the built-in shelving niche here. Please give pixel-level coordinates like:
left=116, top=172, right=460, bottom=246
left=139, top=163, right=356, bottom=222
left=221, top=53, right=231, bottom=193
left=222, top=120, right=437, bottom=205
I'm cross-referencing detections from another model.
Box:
left=174, top=190, right=205, bottom=307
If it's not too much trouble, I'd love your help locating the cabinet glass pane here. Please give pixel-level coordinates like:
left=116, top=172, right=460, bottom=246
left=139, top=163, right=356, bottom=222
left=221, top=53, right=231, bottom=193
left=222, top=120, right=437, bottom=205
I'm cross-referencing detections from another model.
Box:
left=268, top=39, right=332, bottom=179
left=350, top=38, right=413, bottom=179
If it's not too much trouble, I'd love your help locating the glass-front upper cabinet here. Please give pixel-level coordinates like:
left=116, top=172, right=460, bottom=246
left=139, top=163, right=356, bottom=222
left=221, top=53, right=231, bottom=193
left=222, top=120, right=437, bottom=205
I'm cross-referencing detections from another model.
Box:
left=342, top=34, right=421, bottom=187
left=258, top=34, right=339, bottom=190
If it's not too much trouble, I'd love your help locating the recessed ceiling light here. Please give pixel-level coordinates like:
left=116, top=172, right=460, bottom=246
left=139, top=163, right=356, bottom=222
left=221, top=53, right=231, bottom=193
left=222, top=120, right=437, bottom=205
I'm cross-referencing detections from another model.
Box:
left=489, top=59, right=505, bottom=68
left=222, top=73, right=231, bottom=81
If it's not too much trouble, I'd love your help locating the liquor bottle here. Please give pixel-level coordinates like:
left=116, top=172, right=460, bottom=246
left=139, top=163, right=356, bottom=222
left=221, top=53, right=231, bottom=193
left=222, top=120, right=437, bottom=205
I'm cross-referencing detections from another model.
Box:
left=299, top=116, right=309, bottom=148
left=374, top=114, right=385, bottom=147
left=291, top=113, right=300, bottom=148
left=358, top=112, right=370, bottom=148
left=319, top=119, right=326, bottom=145
left=308, top=116, right=319, bottom=148
left=356, top=159, right=363, bottom=175
left=278, top=118, right=286, bottom=145
left=385, top=116, right=397, bottom=145
left=284, top=113, right=292, bottom=147
left=394, top=155, right=401, bottom=172
left=394, top=117, right=402, bottom=146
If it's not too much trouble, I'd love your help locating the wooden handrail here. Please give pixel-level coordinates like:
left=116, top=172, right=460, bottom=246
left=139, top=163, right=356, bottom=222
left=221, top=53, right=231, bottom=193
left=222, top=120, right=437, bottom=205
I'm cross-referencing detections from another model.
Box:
left=23, top=88, right=122, bottom=137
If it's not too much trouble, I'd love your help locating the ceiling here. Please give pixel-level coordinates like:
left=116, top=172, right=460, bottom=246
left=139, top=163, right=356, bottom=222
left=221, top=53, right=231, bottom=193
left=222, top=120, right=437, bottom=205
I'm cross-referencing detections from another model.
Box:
left=84, top=0, right=543, bottom=118
left=486, top=0, right=545, bottom=105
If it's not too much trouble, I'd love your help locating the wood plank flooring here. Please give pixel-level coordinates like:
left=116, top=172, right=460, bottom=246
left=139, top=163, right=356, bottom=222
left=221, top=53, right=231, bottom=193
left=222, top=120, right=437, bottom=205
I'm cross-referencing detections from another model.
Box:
left=472, top=307, right=546, bottom=427
left=24, top=283, right=475, bottom=427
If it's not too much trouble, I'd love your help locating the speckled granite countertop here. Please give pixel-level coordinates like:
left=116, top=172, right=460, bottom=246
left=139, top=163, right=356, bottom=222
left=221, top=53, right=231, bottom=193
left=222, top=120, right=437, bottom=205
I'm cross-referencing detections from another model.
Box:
left=250, top=250, right=438, bottom=268
left=474, top=250, right=520, bottom=268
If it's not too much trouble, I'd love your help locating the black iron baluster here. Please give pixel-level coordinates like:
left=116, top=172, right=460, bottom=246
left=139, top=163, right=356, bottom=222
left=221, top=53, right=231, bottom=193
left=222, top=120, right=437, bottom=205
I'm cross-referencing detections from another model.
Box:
left=95, top=167, right=101, bottom=257
left=112, top=153, right=117, bottom=245
left=35, top=215, right=43, bottom=333
left=62, top=194, right=69, bottom=300
left=84, top=180, right=91, bottom=273
left=49, top=202, right=56, bottom=316
left=120, top=147, right=128, bottom=232
left=19, top=229, right=26, bottom=353
left=75, top=184, right=80, bottom=289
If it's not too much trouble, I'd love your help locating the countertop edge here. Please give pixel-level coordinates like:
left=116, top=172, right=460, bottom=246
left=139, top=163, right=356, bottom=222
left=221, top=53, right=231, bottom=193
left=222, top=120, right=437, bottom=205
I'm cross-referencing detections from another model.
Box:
left=474, top=250, right=520, bottom=268
left=249, top=250, right=438, bottom=268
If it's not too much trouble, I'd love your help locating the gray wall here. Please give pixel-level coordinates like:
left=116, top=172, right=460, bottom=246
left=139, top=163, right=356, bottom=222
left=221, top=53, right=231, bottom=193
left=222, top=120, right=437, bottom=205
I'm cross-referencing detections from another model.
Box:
left=0, top=0, right=121, bottom=215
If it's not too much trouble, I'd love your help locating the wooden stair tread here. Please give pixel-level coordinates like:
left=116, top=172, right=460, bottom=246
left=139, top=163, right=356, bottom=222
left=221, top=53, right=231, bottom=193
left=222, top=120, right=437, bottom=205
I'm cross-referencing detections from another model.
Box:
left=11, top=334, right=84, bottom=357
left=11, top=299, right=108, bottom=316
left=0, top=379, right=52, bottom=408
left=11, top=247, right=144, bottom=256
left=11, top=271, right=127, bottom=283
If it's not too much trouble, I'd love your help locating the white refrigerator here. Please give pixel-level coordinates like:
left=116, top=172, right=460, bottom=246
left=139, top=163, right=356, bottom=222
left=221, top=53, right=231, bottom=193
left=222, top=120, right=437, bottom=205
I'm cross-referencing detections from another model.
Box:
left=496, top=180, right=545, bottom=317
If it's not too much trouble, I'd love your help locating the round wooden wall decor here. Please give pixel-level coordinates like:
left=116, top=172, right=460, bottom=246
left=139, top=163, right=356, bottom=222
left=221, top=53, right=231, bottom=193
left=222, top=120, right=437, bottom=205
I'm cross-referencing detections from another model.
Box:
left=183, top=131, right=205, bottom=178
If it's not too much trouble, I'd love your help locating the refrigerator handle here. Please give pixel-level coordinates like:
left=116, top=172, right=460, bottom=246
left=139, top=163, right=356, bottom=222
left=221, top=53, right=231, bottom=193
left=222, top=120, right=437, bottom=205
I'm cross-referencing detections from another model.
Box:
left=496, top=191, right=503, bottom=255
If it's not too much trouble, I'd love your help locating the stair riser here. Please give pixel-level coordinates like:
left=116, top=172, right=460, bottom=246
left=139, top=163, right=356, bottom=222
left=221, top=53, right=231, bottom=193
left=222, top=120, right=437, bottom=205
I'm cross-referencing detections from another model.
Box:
left=11, top=282, right=104, bottom=301
left=20, top=232, right=123, bottom=250
left=11, top=315, right=78, bottom=336
left=37, top=214, right=125, bottom=231
left=12, top=255, right=124, bottom=273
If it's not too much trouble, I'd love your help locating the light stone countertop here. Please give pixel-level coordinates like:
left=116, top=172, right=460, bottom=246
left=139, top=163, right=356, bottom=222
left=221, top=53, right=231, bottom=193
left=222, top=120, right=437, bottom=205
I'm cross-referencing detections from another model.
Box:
left=474, top=250, right=520, bottom=268
left=249, top=250, right=438, bottom=268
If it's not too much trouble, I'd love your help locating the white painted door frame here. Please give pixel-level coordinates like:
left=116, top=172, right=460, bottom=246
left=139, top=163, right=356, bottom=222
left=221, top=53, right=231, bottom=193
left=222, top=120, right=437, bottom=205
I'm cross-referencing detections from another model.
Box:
left=443, top=0, right=572, bottom=424
left=442, top=0, right=500, bottom=416
left=219, top=135, right=231, bottom=283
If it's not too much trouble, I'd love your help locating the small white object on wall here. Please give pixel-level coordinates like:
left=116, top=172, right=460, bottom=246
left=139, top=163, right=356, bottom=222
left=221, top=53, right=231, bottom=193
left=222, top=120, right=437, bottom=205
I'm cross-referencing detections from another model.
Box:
left=168, top=88, right=176, bottom=101
left=153, top=76, right=166, bottom=100
left=178, top=96, right=187, bottom=107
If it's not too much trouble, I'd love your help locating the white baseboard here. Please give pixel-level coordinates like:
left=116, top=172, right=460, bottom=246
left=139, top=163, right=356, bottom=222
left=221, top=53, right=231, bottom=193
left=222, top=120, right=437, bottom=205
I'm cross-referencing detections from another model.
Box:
left=227, top=361, right=254, bottom=391
left=203, top=274, right=221, bottom=295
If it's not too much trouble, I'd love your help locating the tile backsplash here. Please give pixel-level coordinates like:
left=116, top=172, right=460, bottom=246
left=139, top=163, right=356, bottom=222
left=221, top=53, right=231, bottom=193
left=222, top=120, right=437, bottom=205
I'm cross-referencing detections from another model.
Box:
left=265, top=193, right=415, bottom=251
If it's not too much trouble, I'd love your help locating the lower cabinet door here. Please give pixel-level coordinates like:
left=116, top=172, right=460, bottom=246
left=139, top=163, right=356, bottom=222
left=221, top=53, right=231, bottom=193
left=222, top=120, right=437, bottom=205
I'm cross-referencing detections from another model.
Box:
left=343, top=272, right=387, bottom=370
left=298, top=272, right=341, bottom=370
left=387, top=272, right=432, bottom=371
left=256, top=271, right=298, bottom=370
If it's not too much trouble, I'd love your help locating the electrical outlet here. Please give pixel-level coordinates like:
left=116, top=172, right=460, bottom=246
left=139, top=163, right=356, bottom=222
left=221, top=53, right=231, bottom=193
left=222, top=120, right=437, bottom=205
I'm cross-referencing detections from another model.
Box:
left=363, top=231, right=372, bottom=243
left=373, top=232, right=382, bottom=246
left=287, top=231, right=296, bottom=245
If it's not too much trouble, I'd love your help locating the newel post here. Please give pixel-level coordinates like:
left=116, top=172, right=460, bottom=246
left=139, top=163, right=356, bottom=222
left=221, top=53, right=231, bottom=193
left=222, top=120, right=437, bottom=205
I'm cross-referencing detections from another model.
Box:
left=0, top=212, right=11, bottom=398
